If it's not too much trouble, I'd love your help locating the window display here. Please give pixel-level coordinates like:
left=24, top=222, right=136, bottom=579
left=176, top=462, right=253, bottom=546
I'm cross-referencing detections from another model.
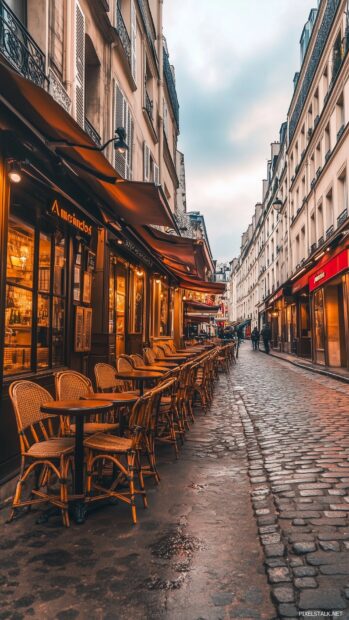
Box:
left=3, top=211, right=67, bottom=376
left=129, top=269, right=144, bottom=333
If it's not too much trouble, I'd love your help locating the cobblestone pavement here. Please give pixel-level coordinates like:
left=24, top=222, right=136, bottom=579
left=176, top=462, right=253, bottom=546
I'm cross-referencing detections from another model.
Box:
left=234, top=344, right=349, bottom=620
left=0, top=368, right=275, bottom=620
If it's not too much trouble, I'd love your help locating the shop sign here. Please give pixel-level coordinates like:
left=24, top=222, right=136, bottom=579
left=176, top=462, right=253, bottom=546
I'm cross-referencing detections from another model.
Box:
left=268, top=288, right=283, bottom=305
left=51, top=200, right=92, bottom=235
left=309, top=249, right=349, bottom=291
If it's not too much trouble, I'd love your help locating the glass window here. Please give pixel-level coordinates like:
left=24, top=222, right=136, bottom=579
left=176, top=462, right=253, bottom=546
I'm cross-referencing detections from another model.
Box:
left=3, top=210, right=68, bottom=376
left=314, top=288, right=325, bottom=365
left=37, top=294, right=50, bottom=368
left=38, top=233, right=51, bottom=293
left=52, top=296, right=65, bottom=367
left=54, top=234, right=66, bottom=296
left=4, top=285, right=32, bottom=375
left=160, top=282, right=169, bottom=335
left=7, top=218, right=34, bottom=288
left=129, top=269, right=144, bottom=333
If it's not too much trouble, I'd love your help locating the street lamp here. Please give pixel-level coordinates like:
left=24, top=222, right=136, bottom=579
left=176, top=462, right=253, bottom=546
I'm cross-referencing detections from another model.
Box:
left=272, top=197, right=283, bottom=212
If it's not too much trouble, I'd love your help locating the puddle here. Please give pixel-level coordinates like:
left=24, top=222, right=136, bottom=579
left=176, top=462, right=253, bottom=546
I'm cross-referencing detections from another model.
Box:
left=150, top=527, right=202, bottom=560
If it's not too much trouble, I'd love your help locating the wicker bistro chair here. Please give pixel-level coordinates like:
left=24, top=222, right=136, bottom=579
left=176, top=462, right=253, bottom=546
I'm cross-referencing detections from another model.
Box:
left=152, top=346, right=179, bottom=368
left=94, top=362, right=135, bottom=394
left=155, top=372, right=182, bottom=457
left=84, top=385, right=168, bottom=524
left=8, top=381, right=74, bottom=527
left=143, top=347, right=175, bottom=369
left=55, top=370, right=119, bottom=435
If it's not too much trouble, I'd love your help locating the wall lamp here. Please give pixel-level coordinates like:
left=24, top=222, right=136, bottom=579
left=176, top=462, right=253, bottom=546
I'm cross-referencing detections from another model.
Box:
left=272, top=197, right=283, bottom=212
left=50, top=127, right=128, bottom=154
left=8, top=160, right=22, bottom=183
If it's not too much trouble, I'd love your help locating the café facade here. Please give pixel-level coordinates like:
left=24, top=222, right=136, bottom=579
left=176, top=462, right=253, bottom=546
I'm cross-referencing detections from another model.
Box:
left=0, top=60, right=223, bottom=483
left=264, top=231, right=349, bottom=369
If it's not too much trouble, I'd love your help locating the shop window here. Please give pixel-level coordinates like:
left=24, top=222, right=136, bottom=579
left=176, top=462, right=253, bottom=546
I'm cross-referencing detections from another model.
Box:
left=129, top=269, right=144, bottom=334
left=314, top=288, right=325, bottom=364
left=152, top=278, right=171, bottom=336
left=4, top=213, right=67, bottom=376
left=109, top=256, right=127, bottom=356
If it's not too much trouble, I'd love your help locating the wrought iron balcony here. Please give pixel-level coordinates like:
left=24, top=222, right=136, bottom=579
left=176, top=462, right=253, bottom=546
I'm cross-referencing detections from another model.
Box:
left=163, top=45, right=179, bottom=130
left=84, top=117, right=101, bottom=146
left=337, top=207, right=348, bottom=226
left=0, top=0, right=47, bottom=88
left=144, top=91, right=153, bottom=121
left=310, top=242, right=317, bottom=254
left=318, top=235, right=324, bottom=246
left=115, top=4, right=131, bottom=66
left=326, top=225, right=334, bottom=239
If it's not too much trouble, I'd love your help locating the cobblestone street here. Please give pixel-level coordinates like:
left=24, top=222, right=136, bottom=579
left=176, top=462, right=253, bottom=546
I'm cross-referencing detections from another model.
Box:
left=235, top=344, right=349, bottom=619
left=2, top=346, right=349, bottom=619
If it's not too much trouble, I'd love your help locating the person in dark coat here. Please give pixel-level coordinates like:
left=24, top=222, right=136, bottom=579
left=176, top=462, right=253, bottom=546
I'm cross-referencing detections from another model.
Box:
left=261, top=323, right=272, bottom=354
left=251, top=327, right=260, bottom=350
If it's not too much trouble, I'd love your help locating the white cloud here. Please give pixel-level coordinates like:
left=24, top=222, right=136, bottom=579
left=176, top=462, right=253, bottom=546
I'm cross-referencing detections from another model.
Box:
left=163, top=0, right=316, bottom=259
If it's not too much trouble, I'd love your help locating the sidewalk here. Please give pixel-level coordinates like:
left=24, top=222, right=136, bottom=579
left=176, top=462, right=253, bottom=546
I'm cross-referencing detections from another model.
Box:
left=267, top=347, right=349, bottom=385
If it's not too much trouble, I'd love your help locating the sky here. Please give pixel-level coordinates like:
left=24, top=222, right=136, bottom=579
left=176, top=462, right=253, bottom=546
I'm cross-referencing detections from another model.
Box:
left=163, top=0, right=316, bottom=262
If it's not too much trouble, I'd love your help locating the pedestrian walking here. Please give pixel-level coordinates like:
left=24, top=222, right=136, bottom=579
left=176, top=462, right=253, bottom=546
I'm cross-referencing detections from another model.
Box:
left=261, top=323, right=272, bottom=354
left=251, top=326, right=260, bottom=351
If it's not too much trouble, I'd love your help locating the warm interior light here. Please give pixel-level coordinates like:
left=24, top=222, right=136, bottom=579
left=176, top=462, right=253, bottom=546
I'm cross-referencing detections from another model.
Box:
left=8, top=161, right=22, bottom=183
left=117, top=239, right=123, bottom=245
left=136, top=269, right=144, bottom=277
left=182, top=295, right=187, bottom=301
left=314, top=250, right=325, bottom=261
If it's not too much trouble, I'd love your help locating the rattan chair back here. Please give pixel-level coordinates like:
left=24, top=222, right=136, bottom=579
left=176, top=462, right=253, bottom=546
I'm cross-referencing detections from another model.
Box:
left=153, top=345, right=165, bottom=359
left=55, top=370, right=93, bottom=401
left=94, top=362, right=127, bottom=392
left=143, top=348, right=156, bottom=365
left=130, top=354, right=145, bottom=369
left=9, top=380, right=55, bottom=452
left=117, top=355, right=134, bottom=372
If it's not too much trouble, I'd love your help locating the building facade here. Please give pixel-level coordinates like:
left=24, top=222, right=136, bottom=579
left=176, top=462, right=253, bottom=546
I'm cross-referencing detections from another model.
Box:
left=229, top=0, right=349, bottom=366
left=0, top=0, right=223, bottom=483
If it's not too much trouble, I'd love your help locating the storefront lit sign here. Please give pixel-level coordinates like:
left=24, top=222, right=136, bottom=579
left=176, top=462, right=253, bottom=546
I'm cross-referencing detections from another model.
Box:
left=268, top=288, right=283, bottom=305
left=51, top=200, right=92, bottom=235
left=309, top=249, right=349, bottom=291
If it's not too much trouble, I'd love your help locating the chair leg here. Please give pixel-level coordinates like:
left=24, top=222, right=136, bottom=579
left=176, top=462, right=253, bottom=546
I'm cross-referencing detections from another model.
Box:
left=60, top=456, right=70, bottom=528
left=127, top=452, right=137, bottom=524
left=9, top=457, right=26, bottom=521
left=136, top=451, right=147, bottom=509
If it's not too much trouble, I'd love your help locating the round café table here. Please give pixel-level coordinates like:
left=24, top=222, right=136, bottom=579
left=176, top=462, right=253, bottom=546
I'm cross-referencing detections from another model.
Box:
left=116, top=370, right=164, bottom=395
left=133, top=364, right=168, bottom=373
left=40, top=399, right=113, bottom=524
left=81, top=392, right=139, bottom=436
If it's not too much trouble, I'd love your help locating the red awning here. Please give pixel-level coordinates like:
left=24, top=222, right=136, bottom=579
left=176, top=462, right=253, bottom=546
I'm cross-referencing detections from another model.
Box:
left=0, top=60, right=175, bottom=228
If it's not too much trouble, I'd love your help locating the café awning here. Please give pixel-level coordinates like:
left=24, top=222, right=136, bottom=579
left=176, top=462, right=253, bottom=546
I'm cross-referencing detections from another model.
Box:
left=185, top=300, right=220, bottom=312
left=180, top=277, right=226, bottom=294
left=135, top=226, right=209, bottom=278
left=0, top=60, right=175, bottom=228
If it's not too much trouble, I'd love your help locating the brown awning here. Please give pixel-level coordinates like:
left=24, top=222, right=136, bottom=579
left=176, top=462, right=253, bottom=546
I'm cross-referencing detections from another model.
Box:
left=181, top=277, right=226, bottom=294
left=135, top=226, right=207, bottom=277
left=0, top=60, right=176, bottom=228
left=185, top=300, right=220, bottom=312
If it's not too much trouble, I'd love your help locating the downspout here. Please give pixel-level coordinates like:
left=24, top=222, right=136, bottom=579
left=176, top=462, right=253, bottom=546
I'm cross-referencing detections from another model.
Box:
left=158, top=1, right=164, bottom=186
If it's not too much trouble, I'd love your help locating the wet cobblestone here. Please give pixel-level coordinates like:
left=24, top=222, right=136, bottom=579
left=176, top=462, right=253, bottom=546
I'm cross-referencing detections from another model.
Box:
left=234, top=345, right=349, bottom=619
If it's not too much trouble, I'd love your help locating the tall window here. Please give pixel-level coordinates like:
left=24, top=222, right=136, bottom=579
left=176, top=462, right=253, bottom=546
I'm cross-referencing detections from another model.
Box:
left=114, top=83, right=133, bottom=179
left=4, top=214, right=67, bottom=375
left=49, top=0, right=65, bottom=77
left=337, top=168, right=347, bottom=217
left=325, top=188, right=334, bottom=234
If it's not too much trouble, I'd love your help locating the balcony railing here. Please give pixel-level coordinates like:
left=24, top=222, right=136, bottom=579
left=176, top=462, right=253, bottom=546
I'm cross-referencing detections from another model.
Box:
left=318, top=235, right=324, bottom=246
left=326, top=224, right=334, bottom=239
left=84, top=117, right=101, bottom=146
left=337, top=208, right=348, bottom=227
left=115, top=4, right=131, bottom=66
left=0, top=0, right=47, bottom=88
left=163, top=45, right=179, bottom=130
left=144, top=91, right=153, bottom=121
left=310, top=242, right=317, bottom=254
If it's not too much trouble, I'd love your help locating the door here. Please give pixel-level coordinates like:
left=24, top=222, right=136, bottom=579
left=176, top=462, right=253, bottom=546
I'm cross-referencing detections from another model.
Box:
left=313, top=288, right=326, bottom=365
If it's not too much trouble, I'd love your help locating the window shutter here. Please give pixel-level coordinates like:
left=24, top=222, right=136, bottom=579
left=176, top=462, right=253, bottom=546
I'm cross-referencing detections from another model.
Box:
left=143, top=143, right=150, bottom=182
left=131, top=0, right=137, bottom=82
left=153, top=163, right=160, bottom=186
left=114, top=83, right=126, bottom=177
left=74, top=0, right=85, bottom=127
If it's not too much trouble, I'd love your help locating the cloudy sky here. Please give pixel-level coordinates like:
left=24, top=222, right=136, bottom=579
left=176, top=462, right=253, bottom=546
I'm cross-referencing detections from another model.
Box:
left=163, top=0, right=316, bottom=262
